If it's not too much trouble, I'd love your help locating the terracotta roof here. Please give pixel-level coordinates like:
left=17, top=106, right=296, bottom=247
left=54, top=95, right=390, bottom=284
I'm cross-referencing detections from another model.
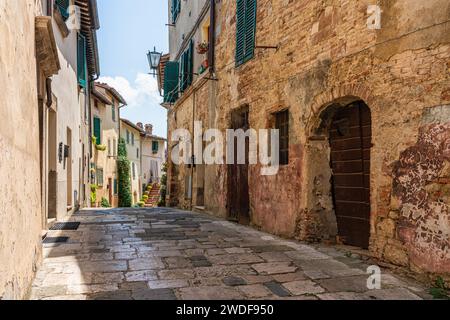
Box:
left=141, top=132, right=167, bottom=141
left=157, top=54, right=170, bottom=95
left=92, top=87, right=112, bottom=105
left=120, top=118, right=143, bottom=132
left=96, top=82, right=127, bottom=105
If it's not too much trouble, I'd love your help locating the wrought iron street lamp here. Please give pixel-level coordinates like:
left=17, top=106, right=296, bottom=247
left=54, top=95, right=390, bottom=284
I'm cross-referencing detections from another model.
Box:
left=147, top=47, right=162, bottom=77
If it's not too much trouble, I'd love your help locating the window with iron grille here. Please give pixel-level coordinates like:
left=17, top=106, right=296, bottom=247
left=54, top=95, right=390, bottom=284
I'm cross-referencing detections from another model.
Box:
left=275, top=110, right=289, bottom=165
left=96, top=168, right=104, bottom=187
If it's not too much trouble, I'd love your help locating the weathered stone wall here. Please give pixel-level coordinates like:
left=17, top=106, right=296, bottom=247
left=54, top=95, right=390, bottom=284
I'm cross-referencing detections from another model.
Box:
left=0, top=0, right=44, bottom=299
left=167, top=0, right=450, bottom=279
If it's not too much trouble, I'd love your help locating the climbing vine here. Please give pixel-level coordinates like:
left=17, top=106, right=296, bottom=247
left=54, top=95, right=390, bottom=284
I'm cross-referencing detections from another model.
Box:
left=117, top=137, right=132, bottom=207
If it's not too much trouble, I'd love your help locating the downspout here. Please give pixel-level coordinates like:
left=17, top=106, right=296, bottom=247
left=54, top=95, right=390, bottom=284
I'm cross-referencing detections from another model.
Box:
left=208, top=0, right=216, bottom=74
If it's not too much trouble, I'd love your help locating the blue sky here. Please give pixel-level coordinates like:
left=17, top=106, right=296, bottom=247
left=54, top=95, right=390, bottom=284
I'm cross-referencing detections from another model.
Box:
left=97, top=0, right=168, bottom=138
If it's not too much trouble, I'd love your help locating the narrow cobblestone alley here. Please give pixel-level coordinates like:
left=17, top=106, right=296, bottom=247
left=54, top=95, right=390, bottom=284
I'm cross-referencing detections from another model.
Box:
left=30, top=208, right=431, bottom=300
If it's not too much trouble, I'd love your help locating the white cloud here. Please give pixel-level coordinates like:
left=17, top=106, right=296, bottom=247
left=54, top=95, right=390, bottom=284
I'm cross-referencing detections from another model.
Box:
left=99, top=73, right=161, bottom=108
left=98, top=73, right=167, bottom=138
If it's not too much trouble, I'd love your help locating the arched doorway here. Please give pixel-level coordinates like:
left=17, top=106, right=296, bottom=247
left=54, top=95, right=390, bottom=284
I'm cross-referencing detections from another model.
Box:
left=307, top=99, right=372, bottom=249
left=329, top=101, right=371, bottom=248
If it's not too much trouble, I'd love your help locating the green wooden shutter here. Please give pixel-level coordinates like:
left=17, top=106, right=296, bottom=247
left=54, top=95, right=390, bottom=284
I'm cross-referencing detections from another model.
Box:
left=164, top=61, right=180, bottom=103
left=244, top=0, right=257, bottom=62
left=55, top=0, right=70, bottom=21
left=171, top=0, right=181, bottom=23
left=235, top=0, right=246, bottom=66
left=152, top=141, right=159, bottom=154
left=93, top=117, right=101, bottom=145
left=77, top=33, right=87, bottom=88
left=235, top=0, right=257, bottom=66
left=187, top=40, right=194, bottom=87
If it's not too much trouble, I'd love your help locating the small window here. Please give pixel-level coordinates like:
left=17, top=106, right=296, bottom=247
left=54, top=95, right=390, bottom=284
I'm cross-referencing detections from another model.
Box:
left=132, top=162, right=136, bottom=180
left=126, top=130, right=130, bottom=144
left=137, top=148, right=139, bottom=158
left=152, top=141, right=159, bottom=154
left=113, top=179, right=118, bottom=195
left=112, top=104, right=116, bottom=122
left=108, top=139, right=111, bottom=156
left=275, top=110, right=289, bottom=166
left=93, top=117, right=101, bottom=145
left=171, top=0, right=181, bottom=24
left=113, top=138, right=117, bottom=156
left=97, top=168, right=104, bottom=187
left=131, top=133, right=135, bottom=146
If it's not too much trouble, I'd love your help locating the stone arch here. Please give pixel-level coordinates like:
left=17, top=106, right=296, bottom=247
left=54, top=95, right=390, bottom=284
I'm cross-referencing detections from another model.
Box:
left=300, top=88, right=374, bottom=248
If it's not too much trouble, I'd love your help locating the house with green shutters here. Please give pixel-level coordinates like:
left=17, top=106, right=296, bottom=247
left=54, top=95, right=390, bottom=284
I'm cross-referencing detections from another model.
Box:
left=91, top=83, right=127, bottom=208
left=43, top=0, right=100, bottom=222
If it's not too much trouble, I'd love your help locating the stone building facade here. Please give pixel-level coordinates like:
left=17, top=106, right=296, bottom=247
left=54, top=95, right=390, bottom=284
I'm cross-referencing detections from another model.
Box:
left=91, top=83, right=127, bottom=208
left=162, top=0, right=450, bottom=281
left=120, top=119, right=143, bottom=205
left=0, top=0, right=100, bottom=298
left=140, top=124, right=167, bottom=186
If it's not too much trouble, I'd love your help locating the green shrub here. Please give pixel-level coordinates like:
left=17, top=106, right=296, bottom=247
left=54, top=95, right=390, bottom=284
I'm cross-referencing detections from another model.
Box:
left=142, top=195, right=149, bottom=201
left=117, top=138, right=132, bottom=207
left=90, top=184, right=98, bottom=205
left=101, top=197, right=110, bottom=208
left=158, top=163, right=168, bottom=207
left=95, top=144, right=107, bottom=152
left=137, top=201, right=145, bottom=208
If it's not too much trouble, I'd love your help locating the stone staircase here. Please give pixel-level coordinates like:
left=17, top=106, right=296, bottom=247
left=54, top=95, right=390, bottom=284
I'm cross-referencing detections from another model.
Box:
left=144, top=183, right=161, bottom=208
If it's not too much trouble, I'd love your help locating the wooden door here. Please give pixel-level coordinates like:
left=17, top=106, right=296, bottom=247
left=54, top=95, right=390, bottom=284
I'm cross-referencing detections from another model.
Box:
left=108, top=178, right=113, bottom=206
left=329, top=102, right=371, bottom=249
left=228, top=107, right=250, bottom=224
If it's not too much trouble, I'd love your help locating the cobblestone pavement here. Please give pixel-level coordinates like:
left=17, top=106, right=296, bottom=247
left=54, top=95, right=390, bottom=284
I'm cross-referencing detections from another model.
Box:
left=30, top=208, right=431, bottom=300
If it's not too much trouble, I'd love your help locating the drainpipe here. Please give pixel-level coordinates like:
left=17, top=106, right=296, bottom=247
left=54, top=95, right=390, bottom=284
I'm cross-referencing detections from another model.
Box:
left=208, top=0, right=216, bottom=74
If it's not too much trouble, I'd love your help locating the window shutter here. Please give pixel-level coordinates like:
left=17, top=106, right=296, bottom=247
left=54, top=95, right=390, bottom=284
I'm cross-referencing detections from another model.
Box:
left=187, top=40, right=194, bottom=87
left=112, top=105, right=116, bottom=121
left=77, top=33, right=87, bottom=87
left=179, top=53, right=185, bottom=92
left=93, top=117, right=101, bottom=145
left=55, top=0, right=70, bottom=20
left=114, top=179, right=118, bottom=195
left=163, top=61, right=180, bottom=103
left=235, top=0, right=246, bottom=66
left=235, top=0, right=257, bottom=66
left=152, top=141, right=159, bottom=154
left=244, top=0, right=257, bottom=62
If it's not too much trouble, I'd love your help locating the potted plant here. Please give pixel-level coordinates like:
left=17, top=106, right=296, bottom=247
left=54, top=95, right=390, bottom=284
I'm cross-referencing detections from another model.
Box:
left=196, top=42, right=209, bottom=54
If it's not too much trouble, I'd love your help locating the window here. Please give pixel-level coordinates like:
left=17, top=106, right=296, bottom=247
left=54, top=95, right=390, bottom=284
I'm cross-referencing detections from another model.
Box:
left=132, top=162, right=136, bottom=180
left=275, top=110, right=289, bottom=165
left=180, top=40, right=194, bottom=92
left=235, top=0, right=257, bottom=66
left=97, top=168, right=104, bottom=187
left=114, top=179, right=118, bottom=195
left=152, top=141, right=159, bottom=154
left=171, top=0, right=181, bottom=23
left=113, top=138, right=117, bottom=156
left=112, top=103, right=116, bottom=122
left=126, top=130, right=130, bottom=144
left=55, top=0, right=70, bottom=21
left=108, top=139, right=111, bottom=156
left=93, top=117, right=101, bottom=145
left=137, top=148, right=139, bottom=158
left=131, top=133, right=135, bottom=146
left=77, top=33, right=87, bottom=87
left=163, top=61, right=180, bottom=103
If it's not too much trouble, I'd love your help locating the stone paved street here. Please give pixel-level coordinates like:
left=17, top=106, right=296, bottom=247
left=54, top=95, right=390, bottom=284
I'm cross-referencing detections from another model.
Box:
left=30, top=208, right=431, bottom=300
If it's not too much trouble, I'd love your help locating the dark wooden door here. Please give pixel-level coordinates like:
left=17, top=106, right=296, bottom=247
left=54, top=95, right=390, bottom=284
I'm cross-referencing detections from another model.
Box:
left=329, top=102, right=371, bottom=249
left=228, top=107, right=250, bottom=225
left=108, top=178, right=113, bottom=206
